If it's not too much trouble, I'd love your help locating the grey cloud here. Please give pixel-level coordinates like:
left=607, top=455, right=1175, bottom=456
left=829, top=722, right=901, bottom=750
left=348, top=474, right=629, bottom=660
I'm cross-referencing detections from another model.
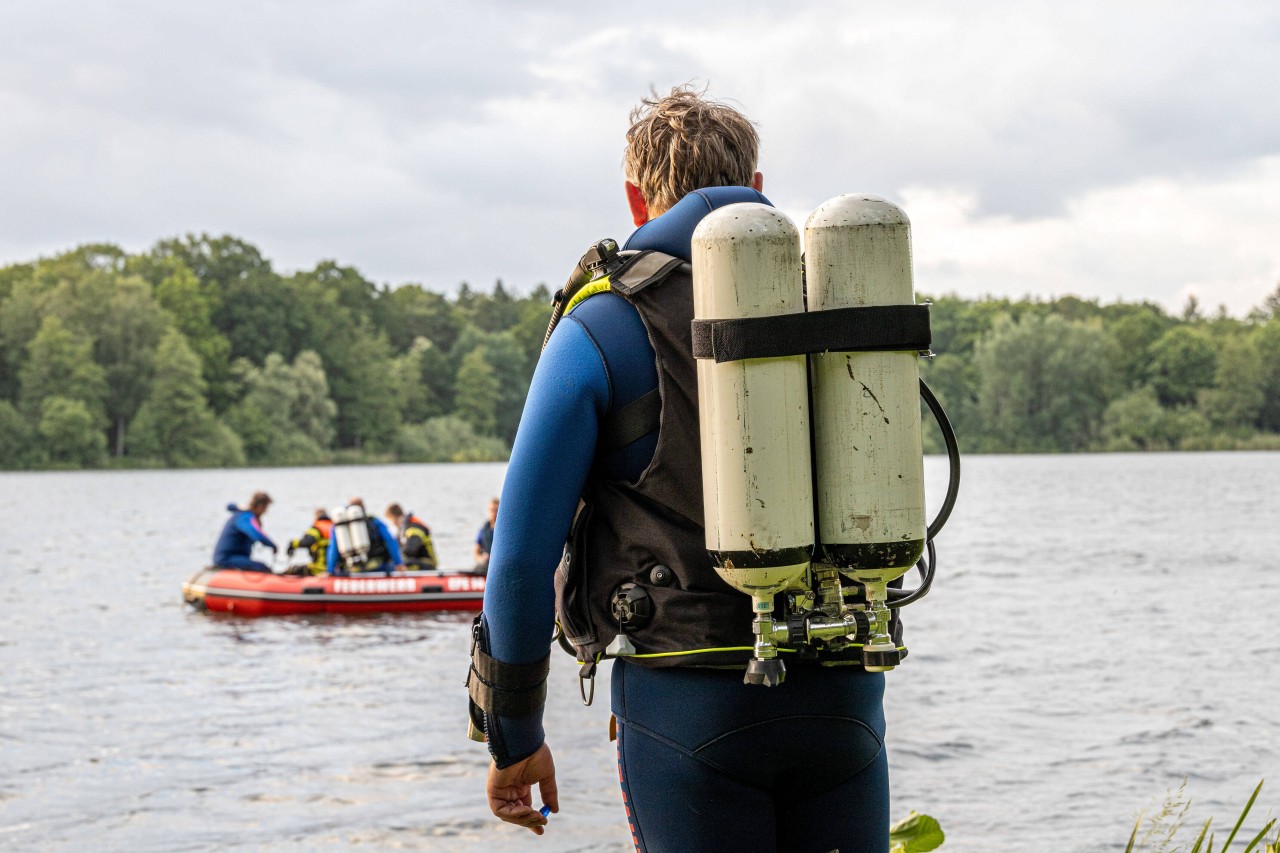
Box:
left=1, top=0, right=1278, bottom=307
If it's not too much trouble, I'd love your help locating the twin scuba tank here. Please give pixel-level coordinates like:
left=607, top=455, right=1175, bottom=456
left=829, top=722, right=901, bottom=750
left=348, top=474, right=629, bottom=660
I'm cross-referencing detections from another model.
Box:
left=330, top=504, right=372, bottom=571
left=693, top=194, right=949, bottom=685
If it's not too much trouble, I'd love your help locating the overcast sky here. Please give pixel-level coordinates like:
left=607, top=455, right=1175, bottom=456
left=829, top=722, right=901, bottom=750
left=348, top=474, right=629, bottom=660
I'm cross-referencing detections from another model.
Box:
left=2, top=1, right=1277, bottom=314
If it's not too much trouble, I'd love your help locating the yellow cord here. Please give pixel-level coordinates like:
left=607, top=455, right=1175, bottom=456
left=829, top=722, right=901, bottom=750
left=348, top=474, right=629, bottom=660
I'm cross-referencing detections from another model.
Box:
left=625, top=646, right=798, bottom=659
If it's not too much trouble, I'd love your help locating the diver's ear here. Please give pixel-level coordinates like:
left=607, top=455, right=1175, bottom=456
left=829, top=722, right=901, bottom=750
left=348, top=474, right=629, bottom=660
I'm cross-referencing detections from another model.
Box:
left=625, top=181, right=650, bottom=226
left=752, top=171, right=763, bottom=193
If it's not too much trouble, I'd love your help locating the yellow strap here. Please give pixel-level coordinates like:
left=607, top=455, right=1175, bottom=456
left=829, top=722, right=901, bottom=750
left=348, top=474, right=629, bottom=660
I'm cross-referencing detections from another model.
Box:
left=564, top=277, right=612, bottom=315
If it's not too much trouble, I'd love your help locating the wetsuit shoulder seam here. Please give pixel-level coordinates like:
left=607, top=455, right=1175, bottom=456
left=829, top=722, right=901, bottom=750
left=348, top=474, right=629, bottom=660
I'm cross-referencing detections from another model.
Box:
left=562, top=313, right=614, bottom=414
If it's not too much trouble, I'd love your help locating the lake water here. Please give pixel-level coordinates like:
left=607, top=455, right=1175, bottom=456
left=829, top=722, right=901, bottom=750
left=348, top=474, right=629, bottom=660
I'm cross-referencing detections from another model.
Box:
left=1, top=454, right=1277, bottom=852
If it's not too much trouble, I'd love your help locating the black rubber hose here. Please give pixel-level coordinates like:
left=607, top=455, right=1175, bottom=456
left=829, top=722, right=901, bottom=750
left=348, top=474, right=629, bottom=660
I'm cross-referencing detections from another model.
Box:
left=922, top=378, right=960, bottom=540
left=887, top=378, right=959, bottom=609
left=888, top=539, right=935, bottom=609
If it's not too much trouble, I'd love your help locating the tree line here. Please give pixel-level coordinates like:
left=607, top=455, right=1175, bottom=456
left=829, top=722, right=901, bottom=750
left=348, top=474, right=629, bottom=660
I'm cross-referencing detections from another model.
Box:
left=0, top=236, right=548, bottom=469
left=2, top=234, right=1279, bottom=470
left=920, top=289, right=1280, bottom=453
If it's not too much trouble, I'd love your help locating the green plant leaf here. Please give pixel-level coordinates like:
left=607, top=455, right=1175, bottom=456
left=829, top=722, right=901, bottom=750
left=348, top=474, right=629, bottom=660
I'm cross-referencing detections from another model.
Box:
left=1191, top=819, right=1215, bottom=853
left=889, top=812, right=946, bottom=852
left=1242, top=819, right=1277, bottom=853
left=1222, top=782, right=1265, bottom=851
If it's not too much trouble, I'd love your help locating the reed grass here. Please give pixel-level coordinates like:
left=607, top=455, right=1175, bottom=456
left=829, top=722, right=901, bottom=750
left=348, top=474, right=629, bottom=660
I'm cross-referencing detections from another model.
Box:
left=1125, top=781, right=1277, bottom=853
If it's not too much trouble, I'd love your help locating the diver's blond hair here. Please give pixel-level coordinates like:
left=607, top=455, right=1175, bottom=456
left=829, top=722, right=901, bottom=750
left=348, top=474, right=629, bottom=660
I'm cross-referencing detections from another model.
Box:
left=624, top=85, right=759, bottom=216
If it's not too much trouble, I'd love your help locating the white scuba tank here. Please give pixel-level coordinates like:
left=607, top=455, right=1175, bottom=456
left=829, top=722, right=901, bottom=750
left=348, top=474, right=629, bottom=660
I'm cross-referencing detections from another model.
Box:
left=692, top=203, right=814, bottom=672
left=805, top=194, right=926, bottom=580
left=331, top=505, right=354, bottom=559
left=346, top=504, right=371, bottom=562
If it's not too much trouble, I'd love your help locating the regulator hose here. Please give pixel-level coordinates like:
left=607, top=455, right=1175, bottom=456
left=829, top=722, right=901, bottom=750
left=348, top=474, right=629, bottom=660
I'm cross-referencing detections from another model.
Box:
left=888, top=378, right=960, bottom=609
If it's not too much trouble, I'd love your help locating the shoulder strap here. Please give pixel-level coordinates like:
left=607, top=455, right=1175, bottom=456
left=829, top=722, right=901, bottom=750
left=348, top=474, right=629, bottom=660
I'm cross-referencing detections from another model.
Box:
left=608, top=250, right=688, bottom=297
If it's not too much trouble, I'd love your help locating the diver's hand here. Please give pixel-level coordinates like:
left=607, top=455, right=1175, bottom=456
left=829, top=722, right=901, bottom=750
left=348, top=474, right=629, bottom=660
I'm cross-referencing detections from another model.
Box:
left=486, top=742, right=558, bottom=835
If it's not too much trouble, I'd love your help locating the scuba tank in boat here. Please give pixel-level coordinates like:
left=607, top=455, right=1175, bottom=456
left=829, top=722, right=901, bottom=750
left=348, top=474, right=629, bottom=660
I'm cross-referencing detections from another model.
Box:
left=331, top=504, right=372, bottom=573
left=691, top=194, right=959, bottom=683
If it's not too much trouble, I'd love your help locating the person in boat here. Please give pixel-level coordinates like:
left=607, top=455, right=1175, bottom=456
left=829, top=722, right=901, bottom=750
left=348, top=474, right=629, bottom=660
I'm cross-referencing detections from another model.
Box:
left=286, top=509, right=332, bottom=575
left=472, top=498, right=498, bottom=574
left=471, top=87, right=891, bottom=851
left=385, top=503, right=438, bottom=571
left=325, top=497, right=405, bottom=575
left=212, top=491, right=277, bottom=573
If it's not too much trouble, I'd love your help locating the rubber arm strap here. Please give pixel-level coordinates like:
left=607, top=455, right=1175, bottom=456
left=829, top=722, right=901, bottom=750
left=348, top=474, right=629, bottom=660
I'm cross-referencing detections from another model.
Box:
left=691, top=304, right=931, bottom=363
left=467, top=617, right=550, bottom=723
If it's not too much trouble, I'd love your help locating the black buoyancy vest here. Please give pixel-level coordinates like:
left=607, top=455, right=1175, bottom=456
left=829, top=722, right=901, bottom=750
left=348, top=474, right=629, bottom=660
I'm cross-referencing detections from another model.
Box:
left=554, top=251, right=755, bottom=669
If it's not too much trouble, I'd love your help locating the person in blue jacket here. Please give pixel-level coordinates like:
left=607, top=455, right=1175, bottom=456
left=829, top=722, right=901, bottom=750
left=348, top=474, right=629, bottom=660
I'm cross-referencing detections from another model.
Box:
left=212, top=491, right=277, bottom=572
left=472, top=87, right=891, bottom=853
left=325, top=497, right=405, bottom=575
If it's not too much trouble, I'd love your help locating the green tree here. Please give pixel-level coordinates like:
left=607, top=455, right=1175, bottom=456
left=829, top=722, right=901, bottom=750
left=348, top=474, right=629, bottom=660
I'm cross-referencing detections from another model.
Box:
left=38, top=396, right=107, bottom=467
left=974, top=314, right=1117, bottom=452
left=288, top=270, right=401, bottom=449
left=511, top=290, right=553, bottom=371
left=154, top=262, right=236, bottom=411
left=288, top=350, right=338, bottom=449
left=131, top=330, right=245, bottom=467
left=376, top=284, right=465, bottom=354
left=1107, top=305, right=1171, bottom=390
left=18, top=315, right=107, bottom=424
left=1100, top=387, right=1176, bottom=451
left=0, top=400, right=41, bottom=468
left=1146, top=326, right=1217, bottom=406
left=394, top=415, right=508, bottom=463
left=454, top=346, right=499, bottom=436
left=90, top=276, right=169, bottom=456
left=392, top=338, right=448, bottom=423
left=225, top=353, right=333, bottom=465
left=1197, top=334, right=1264, bottom=433
left=1252, top=320, right=1280, bottom=432
left=0, top=276, right=52, bottom=400
left=481, top=331, right=531, bottom=443
left=920, top=353, right=979, bottom=454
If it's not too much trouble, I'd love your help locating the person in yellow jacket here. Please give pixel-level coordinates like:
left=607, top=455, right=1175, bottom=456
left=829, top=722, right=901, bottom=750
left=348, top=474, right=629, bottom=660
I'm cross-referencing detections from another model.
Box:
left=386, top=503, right=438, bottom=571
left=287, top=509, right=333, bottom=575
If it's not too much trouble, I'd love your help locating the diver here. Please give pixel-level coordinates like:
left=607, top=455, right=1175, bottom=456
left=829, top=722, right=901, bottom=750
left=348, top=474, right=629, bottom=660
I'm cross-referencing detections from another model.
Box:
left=286, top=508, right=332, bottom=575
left=212, top=491, right=277, bottom=573
left=325, top=497, right=404, bottom=575
left=385, top=503, right=438, bottom=571
left=472, top=497, right=498, bottom=575
left=470, top=87, right=891, bottom=852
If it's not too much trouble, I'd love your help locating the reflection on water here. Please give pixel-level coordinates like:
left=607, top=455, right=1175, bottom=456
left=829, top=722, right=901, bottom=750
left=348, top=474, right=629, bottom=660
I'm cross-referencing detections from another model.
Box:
left=0, top=455, right=1277, bottom=851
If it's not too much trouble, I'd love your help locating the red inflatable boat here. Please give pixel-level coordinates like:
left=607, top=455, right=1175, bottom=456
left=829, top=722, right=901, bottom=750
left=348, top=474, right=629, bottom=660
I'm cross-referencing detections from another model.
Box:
left=182, top=568, right=486, bottom=617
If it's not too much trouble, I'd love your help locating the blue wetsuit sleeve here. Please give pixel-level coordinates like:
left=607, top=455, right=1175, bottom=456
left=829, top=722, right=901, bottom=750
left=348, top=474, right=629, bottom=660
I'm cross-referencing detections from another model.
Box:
left=235, top=512, right=275, bottom=549
left=480, top=315, right=609, bottom=765
left=375, top=519, right=403, bottom=565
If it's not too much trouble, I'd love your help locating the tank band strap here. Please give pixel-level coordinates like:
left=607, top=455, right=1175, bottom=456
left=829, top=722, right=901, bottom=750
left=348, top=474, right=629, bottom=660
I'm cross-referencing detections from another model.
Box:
left=691, top=303, right=931, bottom=363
